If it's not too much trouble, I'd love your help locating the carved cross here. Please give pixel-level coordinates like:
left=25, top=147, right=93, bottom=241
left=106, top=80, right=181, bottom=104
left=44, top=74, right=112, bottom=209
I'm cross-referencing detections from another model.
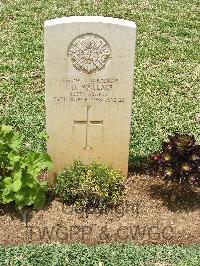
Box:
left=74, top=106, right=103, bottom=149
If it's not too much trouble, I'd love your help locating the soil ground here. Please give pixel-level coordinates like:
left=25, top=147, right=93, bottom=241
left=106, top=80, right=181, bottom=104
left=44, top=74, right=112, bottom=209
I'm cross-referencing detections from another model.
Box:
left=0, top=173, right=200, bottom=246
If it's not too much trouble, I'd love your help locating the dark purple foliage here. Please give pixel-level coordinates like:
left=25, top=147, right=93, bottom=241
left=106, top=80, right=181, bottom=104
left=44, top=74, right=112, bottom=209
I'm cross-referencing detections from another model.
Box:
left=150, top=134, right=200, bottom=186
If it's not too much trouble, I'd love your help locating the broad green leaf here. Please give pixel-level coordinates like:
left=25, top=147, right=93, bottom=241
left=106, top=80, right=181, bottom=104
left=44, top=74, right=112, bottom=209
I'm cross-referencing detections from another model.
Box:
left=9, top=133, right=22, bottom=150
left=28, top=193, right=36, bottom=204
left=39, top=181, right=48, bottom=190
left=34, top=191, right=46, bottom=209
left=12, top=177, right=22, bottom=192
left=3, top=176, right=12, bottom=186
left=25, top=176, right=37, bottom=188
left=13, top=170, right=22, bottom=179
left=0, top=125, right=50, bottom=210
left=20, top=158, right=29, bottom=170
left=14, top=190, right=25, bottom=202
left=26, top=152, right=52, bottom=176
left=8, top=152, right=21, bottom=165
left=2, top=193, right=14, bottom=203
left=1, top=125, right=13, bottom=135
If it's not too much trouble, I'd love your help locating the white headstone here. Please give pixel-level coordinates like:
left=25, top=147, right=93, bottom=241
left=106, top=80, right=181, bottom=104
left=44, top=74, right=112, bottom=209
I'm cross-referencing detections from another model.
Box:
left=44, top=16, right=136, bottom=183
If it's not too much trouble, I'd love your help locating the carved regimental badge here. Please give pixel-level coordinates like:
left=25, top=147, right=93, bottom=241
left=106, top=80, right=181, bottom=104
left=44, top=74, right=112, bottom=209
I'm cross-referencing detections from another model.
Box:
left=68, top=33, right=111, bottom=74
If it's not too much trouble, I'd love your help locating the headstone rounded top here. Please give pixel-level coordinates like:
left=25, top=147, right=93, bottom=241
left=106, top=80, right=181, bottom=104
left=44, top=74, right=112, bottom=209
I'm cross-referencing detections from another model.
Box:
left=44, top=16, right=136, bottom=29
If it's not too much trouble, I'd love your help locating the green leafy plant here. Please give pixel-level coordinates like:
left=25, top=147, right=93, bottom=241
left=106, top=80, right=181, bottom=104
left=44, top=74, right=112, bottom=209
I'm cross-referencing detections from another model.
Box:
left=150, top=133, right=200, bottom=200
left=0, top=125, right=52, bottom=211
left=54, top=160, right=124, bottom=209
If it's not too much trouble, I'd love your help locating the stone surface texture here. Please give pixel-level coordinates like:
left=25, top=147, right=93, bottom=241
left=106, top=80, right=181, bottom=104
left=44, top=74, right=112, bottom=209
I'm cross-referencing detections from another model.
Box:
left=45, top=16, right=136, bottom=183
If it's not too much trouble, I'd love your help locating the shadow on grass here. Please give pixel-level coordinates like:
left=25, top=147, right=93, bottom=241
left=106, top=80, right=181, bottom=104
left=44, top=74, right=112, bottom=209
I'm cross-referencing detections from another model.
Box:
left=148, top=184, right=200, bottom=213
left=128, top=155, right=149, bottom=175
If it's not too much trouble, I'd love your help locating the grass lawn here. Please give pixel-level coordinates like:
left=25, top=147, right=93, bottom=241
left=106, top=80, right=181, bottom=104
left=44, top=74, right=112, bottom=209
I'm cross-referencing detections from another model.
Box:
left=0, top=243, right=200, bottom=266
left=1, top=0, right=199, bottom=164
